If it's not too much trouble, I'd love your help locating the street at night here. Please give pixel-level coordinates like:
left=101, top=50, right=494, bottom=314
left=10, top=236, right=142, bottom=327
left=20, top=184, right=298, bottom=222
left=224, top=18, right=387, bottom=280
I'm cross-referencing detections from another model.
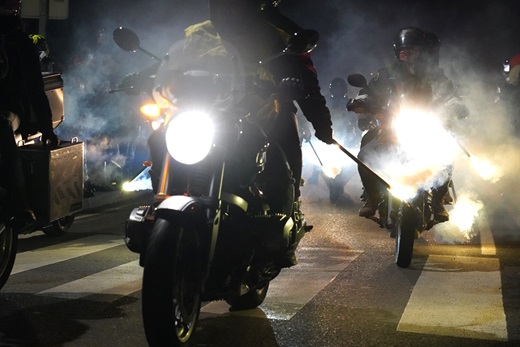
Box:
left=1, top=175, right=519, bottom=346
left=1, top=0, right=520, bottom=346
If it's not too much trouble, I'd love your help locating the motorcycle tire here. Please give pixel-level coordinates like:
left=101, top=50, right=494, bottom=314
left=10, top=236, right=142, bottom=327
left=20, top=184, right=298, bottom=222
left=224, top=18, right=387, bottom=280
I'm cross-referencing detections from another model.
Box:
left=42, top=215, right=75, bottom=237
left=142, top=217, right=202, bottom=347
left=225, top=282, right=270, bottom=310
left=0, top=223, right=17, bottom=290
left=395, top=205, right=415, bottom=268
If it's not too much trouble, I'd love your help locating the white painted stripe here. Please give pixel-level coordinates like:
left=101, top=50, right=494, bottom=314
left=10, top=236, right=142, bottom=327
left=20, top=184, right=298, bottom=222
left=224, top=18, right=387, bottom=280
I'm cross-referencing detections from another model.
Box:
left=201, top=247, right=362, bottom=320
left=12, top=235, right=125, bottom=274
left=398, top=254, right=507, bottom=341
left=478, top=212, right=496, bottom=256
left=39, top=260, right=142, bottom=300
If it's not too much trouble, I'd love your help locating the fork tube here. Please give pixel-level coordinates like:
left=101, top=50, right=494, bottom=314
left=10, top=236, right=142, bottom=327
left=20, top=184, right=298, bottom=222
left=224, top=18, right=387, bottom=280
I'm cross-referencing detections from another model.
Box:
left=157, top=152, right=171, bottom=198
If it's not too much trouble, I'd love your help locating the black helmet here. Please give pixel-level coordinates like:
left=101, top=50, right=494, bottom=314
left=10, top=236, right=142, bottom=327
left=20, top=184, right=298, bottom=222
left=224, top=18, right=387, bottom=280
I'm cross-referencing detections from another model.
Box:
left=393, top=27, right=428, bottom=60
left=393, top=26, right=439, bottom=74
left=329, top=77, right=348, bottom=99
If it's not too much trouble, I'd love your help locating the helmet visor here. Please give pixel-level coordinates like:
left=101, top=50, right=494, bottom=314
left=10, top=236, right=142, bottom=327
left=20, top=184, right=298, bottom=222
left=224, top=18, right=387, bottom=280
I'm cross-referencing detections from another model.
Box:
left=398, top=48, right=420, bottom=62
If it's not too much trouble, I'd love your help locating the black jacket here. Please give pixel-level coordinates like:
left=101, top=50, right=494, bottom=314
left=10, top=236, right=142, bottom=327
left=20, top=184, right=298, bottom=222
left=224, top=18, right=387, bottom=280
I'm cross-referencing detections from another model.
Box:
left=0, top=18, right=54, bottom=138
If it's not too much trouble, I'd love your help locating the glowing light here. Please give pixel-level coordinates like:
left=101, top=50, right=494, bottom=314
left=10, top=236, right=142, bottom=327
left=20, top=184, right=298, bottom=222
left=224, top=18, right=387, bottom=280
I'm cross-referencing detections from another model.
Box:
left=140, top=103, right=161, bottom=119
left=122, top=167, right=153, bottom=192
left=450, top=196, right=483, bottom=234
left=469, top=155, right=500, bottom=183
left=166, top=110, right=214, bottom=165
left=322, top=165, right=341, bottom=179
left=389, top=182, right=417, bottom=201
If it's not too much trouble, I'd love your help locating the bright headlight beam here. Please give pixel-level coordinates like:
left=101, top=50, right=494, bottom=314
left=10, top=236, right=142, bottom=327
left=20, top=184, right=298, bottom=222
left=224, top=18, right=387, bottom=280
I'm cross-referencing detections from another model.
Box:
left=165, top=110, right=214, bottom=165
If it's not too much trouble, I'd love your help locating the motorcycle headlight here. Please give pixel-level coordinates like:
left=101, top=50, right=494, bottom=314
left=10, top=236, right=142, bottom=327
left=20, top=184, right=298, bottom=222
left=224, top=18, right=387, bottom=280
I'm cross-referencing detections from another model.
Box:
left=165, top=110, right=214, bottom=165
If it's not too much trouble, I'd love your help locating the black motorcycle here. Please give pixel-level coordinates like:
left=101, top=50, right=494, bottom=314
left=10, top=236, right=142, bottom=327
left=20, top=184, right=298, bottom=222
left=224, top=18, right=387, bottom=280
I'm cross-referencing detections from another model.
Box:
left=345, top=73, right=458, bottom=268
left=113, top=27, right=319, bottom=345
left=0, top=73, right=84, bottom=290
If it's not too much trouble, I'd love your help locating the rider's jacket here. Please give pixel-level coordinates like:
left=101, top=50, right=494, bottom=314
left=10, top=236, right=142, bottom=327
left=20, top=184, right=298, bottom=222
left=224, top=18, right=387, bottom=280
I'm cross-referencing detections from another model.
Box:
left=0, top=17, right=54, bottom=138
left=359, top=62, right=468, bottom=128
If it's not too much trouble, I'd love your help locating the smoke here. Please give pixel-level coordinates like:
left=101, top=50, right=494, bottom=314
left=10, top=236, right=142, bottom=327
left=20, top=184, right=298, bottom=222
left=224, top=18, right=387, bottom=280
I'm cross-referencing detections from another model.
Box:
left=44, top=1, right=520, bottom=241
left=47, top=0, right=209, bottom=189
left=286, top=0, right=520, bottom=242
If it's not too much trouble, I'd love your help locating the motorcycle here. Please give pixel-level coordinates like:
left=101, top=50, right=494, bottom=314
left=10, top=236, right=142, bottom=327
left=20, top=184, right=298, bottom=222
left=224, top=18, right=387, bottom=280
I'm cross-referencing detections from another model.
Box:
left=0, top=73, right=84, bottom=290
left=344, top=73, right=458, bottom=268
left=114, top=26, right=319, bottom=345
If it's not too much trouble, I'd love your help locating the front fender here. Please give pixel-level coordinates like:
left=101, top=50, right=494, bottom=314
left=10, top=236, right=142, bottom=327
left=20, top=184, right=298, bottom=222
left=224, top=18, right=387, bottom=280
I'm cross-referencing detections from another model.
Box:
left=155, top=195, right=214, bottom=220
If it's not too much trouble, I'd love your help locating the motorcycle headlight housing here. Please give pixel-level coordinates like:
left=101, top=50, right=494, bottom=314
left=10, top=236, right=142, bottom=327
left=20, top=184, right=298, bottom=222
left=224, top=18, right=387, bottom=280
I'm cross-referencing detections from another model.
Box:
left=165, top=110, right=214, bottom=165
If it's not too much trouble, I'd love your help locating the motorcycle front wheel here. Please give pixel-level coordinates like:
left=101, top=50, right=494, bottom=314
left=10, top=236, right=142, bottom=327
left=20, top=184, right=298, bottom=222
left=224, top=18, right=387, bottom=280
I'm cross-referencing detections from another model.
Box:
left=0, top=223, right=17, bottom=290
left=395, top=205, right=416, bottom=268
left=142, top=217, right=202, bottom=346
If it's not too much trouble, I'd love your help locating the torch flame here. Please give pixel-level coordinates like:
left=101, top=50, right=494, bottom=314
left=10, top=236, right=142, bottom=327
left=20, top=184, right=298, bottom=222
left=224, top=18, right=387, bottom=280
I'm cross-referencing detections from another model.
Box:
left=450, top=195, right=483, bottom=235
left=322, top=165, right=342, bottom=179
left=469, top=155, right=500, bottom=183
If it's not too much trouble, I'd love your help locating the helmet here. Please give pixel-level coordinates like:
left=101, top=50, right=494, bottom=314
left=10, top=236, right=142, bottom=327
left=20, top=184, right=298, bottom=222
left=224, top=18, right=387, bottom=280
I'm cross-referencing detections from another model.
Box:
left=29, top=34, right=50, bottom=61
left=393, top=27, right=428, bottom=61
left=393, top=26, right=439, bottom=74
left=0, top=0, right=21, bottom=17
left=329, top=77, right=348, bottom=99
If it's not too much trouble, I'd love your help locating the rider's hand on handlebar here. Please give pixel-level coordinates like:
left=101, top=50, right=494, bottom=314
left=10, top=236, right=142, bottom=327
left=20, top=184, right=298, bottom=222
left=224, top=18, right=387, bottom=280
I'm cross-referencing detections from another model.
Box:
left=314, top=125, right=334, bottom=145
left=42, top=131, right=60, bottom=149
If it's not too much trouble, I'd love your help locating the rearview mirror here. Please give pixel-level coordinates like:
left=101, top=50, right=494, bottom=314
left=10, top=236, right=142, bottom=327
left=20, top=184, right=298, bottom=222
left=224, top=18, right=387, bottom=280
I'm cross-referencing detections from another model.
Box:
left=347, top=74, right=368, bottom=88
left=113, top=27, right=141, bottom=52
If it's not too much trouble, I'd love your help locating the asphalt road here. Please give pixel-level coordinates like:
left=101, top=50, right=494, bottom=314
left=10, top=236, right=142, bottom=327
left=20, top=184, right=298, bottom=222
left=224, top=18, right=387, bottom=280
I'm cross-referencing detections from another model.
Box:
left=0, top=178, right=519, bottom=347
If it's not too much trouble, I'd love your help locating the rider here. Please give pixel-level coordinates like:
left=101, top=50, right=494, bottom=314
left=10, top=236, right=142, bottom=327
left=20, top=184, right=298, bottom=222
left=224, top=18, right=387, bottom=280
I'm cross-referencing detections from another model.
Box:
left=29, top=34, right=55, bottom=72
left=349, top=26, right=467, bottom=222
left=209, top=0, right=334, bottom=199
left=0, top=0, right=60, bottom=230
left=209, top=0, right=334, bottom=266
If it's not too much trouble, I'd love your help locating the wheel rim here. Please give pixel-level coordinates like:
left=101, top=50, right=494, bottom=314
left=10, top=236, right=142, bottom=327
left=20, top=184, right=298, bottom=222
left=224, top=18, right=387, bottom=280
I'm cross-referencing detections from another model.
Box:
left=172, top=229, right=200, bottom=342
left=0, top=225, right=14, bottom=278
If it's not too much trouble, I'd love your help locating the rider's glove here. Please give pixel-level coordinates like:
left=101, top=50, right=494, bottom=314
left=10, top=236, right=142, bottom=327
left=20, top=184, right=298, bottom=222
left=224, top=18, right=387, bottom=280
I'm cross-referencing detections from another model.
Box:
left=42, top=130, right=60, bottom=149
left=314, top=124, right=334, bottom=144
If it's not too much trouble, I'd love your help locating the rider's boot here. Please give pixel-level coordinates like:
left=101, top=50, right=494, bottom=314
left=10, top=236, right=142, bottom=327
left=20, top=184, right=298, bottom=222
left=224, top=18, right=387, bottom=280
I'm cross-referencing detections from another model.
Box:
left=277, top=200, right=312, bottom=268
left=432, top=183, right=450, bottom=222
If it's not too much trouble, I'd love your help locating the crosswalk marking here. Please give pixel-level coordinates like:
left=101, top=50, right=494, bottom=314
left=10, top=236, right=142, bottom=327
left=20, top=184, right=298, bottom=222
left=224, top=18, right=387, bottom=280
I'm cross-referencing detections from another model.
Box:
left=11, top=235, right=125, bottom=275
left=398, top=254, right=507, bottom=341
left=201, top=247, right=362, bottom=320
left=39, top=260, right=142, bottom=300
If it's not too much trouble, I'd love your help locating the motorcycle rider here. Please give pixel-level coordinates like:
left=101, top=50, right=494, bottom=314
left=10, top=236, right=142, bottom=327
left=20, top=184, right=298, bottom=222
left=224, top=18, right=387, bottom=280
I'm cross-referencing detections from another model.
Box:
left=208, top=0, right=334, bottom=265
left=209, top=0, right=334, bottom=195
left=349, top=27, right=467, bottom=222
left=0, top=0, right=60, bottom=231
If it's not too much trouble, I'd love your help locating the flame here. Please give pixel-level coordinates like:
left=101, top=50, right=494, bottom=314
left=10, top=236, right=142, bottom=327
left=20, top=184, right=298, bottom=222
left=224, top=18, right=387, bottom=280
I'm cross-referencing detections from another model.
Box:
left=322, top=165, right=342, bottom=179
left=469, top=155, right=500, bottom=183
left=122, top=167, right=153, bottom=192
left=450, top=195, right=483, bottom=235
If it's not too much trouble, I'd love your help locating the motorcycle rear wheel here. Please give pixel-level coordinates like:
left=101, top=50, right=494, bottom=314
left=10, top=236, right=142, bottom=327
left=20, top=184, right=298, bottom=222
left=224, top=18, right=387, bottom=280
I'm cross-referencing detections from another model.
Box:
left=0, top=223, right=17, bottom=290
left=42, top=214, right=75, bottom=237
left=395, top=205, right=415, bottom=268
left=142, top=217, right=202, bottom=346
left=226, top=282, right=269, bottom=310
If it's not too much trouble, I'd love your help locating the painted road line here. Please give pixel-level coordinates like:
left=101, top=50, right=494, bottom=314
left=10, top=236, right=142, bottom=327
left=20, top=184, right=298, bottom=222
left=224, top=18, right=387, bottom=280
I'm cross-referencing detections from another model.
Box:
left=12, top=235, right=125, bottom=275
left=398, top=254, right=507, bottom=341
left=38, top=260, right=142, bottom=300
left=201, top=247, right=362, bottom=320
left=478, top=212, right=496, bottom=256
